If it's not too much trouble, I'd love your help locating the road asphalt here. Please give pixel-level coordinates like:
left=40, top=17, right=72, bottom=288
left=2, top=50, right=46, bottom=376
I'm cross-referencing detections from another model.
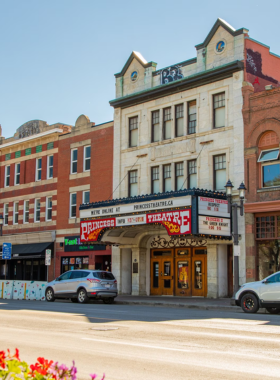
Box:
left=0, top=299, right=279, bottom=380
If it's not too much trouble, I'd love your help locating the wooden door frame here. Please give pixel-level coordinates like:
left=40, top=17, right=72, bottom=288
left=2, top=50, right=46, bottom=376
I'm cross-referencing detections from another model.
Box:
left=150, top=248, right=174, bottom=296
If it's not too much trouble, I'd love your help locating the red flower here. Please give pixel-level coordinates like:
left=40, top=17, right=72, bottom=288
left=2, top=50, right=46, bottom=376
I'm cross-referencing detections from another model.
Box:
left=29, top=357, right=53, bottom=377
left=0, top=351, right=6, bottom=369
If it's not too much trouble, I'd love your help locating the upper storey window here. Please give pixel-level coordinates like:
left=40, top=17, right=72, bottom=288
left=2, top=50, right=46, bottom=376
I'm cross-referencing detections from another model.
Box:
left=188, top=101, right=197, bottom=135
left=5, top=165, right=10, bottom=187
left=213, top=93, right=225, bottom=129
left=151, top=111, right=160, bottom=142
left=71, top=149, right=78, bottom=174
left=84, top=146, right=91, bottom=172
left=36, top=158, right=42, bottom=181
left=258, top=132, right=280, bottom=188
left=163, top=108, right=172, bottom=140
left=129, top=116, right=138, bottom=147
left=175, top=104, right=184, bottom=137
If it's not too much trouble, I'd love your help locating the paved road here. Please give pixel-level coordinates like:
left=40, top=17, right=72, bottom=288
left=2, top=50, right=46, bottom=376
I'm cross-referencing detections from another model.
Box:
left=0, top=299, right=280, bottom=380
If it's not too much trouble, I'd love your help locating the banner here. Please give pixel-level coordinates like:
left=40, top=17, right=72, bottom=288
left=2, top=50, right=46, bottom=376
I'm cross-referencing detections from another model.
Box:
left=80, top=209, right=191, bottom=242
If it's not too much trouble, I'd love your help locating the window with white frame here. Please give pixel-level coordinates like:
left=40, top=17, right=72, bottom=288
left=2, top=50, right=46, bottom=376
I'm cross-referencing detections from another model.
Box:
left=188, top=100, right=197, bottom=134
left=47, top=155, right=54, bottom=179
left=129, top=117, right=138, bottom=147
left=175, top=162, right=184, bottom=190
left=36, top=158, right=42, bottom=181
left=5, top=165, right=10, bottom=187
left=188, top=160, right=197, bottom=189
left=151, top=110, right=160, bottom=142
left=163, top=164, right=172, bottom=192
left=34, top=199, right=41, bottom=222
left=84, top=146, right=91, bottom=172
left=128, top=170, right=138, bottom=197
left=46, top=197, right=52, bottom=221
left=83, top=190, right=90, bottom=204
left=4, top=203, right=8, bottom=225
left=13, top=202, right=19, bottom=224
left=151, top=166, right=160, bottom=194
left=213, top=93, right=225, bottom=129
left=15, top=163, right=20, bottom=185
left=24, top=200, right=29, bottom=223
left=163, top=107, right=172, bottom=140
left=258, top=148, right=280, bottom=188
left=70, top=193, right=77, bottom=218
left=71, top=149, right=78, bottom=174
left=214, top=155, right=226, bottom=191
left=175, top=104, right=184, bottom=137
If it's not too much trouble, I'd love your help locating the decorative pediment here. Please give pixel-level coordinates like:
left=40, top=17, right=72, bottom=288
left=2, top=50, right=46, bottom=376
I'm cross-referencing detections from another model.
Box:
left=115, top=51, right=157, bottom=78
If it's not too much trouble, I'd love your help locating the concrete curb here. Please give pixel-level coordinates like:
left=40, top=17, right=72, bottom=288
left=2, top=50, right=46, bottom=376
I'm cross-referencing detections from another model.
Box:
left=115, top=300, right=240, bottom=312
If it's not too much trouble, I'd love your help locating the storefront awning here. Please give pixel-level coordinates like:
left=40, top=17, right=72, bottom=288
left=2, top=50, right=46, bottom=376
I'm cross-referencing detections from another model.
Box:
left=0, top=242, right=52, bottom=260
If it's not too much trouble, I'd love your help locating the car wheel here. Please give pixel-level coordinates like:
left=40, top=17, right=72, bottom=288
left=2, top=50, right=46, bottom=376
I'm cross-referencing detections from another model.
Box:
left=266, top=307, right=280, bottom=314
left=46, top=288, right=55, bottom=302
left=103, top=297, right=114, bottom=304
left=71, top=298, right=78, bottom=303
left=241, top=293, right=259, bottom=313
left=77, top=288, right=89, bottom=304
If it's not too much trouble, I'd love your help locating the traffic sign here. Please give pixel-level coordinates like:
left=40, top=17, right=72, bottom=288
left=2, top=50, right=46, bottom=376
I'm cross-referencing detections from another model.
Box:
left=45, top=249, right=51, bottom=266
left=2, top=243, right=12, bottom=260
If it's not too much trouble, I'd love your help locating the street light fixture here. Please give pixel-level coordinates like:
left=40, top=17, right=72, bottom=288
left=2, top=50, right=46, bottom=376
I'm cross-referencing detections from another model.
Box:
left=224, top=180, right=247, bottom=297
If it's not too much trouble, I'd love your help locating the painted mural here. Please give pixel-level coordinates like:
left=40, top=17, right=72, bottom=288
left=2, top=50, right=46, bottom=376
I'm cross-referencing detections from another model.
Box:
left=160, top=65, right=184, bottom=85
left=0, top=280, right=47, bottom=301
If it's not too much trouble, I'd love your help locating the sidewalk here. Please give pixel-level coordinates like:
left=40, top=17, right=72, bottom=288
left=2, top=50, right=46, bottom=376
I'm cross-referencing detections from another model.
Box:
left=115, top=295, right=240, bottom=312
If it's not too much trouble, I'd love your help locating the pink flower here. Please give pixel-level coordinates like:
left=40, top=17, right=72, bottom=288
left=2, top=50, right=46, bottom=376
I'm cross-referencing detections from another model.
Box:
left=90, top=374, right=97, bottom=380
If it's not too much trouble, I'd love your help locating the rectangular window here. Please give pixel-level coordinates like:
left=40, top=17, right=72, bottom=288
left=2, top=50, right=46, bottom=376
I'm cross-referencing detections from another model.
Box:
left=34, top=199, right=41, bottom=222
left=5, top=153, right=11, bottom=161
left=83, top=190, right=90, bottom=204
left=25, top=148, right=31, bottom=156
left=175, top=104, right=184, bottom=137
left=151, top=111, right=160, bottom=142
left=188, top=160, right=197, bottom=189
left=163, top=164, right=172, bottom=192
left=13, top=202, right=19, bottom=224
left=129, top=117, right=138, bottom=147
left=15, top=163, right=20, bottom=185
left=15, top=151, right=21, bottom=158
left=214, top=154, right=226, bottom=191
left=163, top=108, right=172, bottom=140
left=71, top=149, right=78, bottom=174
left=70, top=193, right=77, bottom=218
left=262, top=163, right=280, bottom=187
left=151, top=167, right=160, bottom=194
left=46, top=197, right=52, bottom=221
left=188, top=100, right=197, bottom=134
left=175, top=162, right=184, bottom=191
left=256, top=216, right=275, bottom=239
left=84, top=146, right=91, bottom=172
left=5, top=165, right=10, bottom=187
left=213, top=92, right=225, bottom=128
left=4, top=203, right=8, bottom=225
left=47, top=142, right=54, bottom=150
left=47, top=155, right=54, bottom=179
left=24, top=200, right=29, bottom=223
left=128, top=170, right=138, bottom=197
left=36, top=158, right=42, bottom=181
left=36, top=145, right=42, bottom=153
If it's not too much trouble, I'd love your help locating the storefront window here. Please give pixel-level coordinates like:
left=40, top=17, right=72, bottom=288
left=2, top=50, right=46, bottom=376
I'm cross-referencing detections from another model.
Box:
left=61, top=256, right=89, bottom=274
left=256, top=216, right=275, bottom=239
left=177, top=261, right=189, bottom=289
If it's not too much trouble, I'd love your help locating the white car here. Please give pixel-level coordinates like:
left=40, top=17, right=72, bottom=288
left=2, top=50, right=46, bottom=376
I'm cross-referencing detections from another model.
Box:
left=235, top=271, right=280, bottom=314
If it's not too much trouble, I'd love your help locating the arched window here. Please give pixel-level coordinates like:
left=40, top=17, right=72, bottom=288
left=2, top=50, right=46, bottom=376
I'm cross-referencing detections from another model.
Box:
left=257, top=131, right=280, bottom=188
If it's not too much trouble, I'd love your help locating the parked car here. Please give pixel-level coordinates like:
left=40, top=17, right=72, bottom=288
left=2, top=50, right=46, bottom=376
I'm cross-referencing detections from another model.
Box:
left=235, top=271, right=280, bottom=314
left=45, top=269, right=118, bottom=304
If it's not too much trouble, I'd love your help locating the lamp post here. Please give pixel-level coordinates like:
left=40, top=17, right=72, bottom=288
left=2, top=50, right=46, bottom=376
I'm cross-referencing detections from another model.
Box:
left=224, top=180, right=246, bottom=296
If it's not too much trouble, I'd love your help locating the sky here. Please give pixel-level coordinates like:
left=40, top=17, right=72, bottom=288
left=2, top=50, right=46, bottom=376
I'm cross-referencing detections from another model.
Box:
left=0, top=0, right=280, bottom=138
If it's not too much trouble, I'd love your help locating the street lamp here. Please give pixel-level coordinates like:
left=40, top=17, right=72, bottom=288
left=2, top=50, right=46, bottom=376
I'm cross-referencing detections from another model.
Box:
left=224, top=180, right=246, bottom=296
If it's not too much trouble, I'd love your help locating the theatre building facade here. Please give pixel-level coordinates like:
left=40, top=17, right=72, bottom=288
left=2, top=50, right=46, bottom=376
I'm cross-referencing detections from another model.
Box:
left=80, top=19, right=250, bottom=297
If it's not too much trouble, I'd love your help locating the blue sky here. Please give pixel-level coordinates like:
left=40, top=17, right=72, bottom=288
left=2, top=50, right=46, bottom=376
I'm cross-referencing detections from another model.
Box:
left=0, top=0, right=279, bottom=137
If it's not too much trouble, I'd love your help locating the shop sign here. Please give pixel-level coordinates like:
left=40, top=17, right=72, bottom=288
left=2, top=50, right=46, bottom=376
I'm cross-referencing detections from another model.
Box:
left=81, top=209, right=191, bottom=242
left=198, top=197, right=230, bottom=218
left=64, top=236, right=106, bottom=252
left=80, top=196, right=192, bottom=218
left=2, top=243, right=12, bottom=260
left=198, top=216, right=231, bottom=236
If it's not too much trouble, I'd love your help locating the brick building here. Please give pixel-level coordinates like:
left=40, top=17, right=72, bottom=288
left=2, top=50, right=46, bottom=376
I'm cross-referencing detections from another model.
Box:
left=54, top=115, right=113, bottom=280
left=243, top=84, right=280, bottom=282
left=0, top=115, right=114, bottom=282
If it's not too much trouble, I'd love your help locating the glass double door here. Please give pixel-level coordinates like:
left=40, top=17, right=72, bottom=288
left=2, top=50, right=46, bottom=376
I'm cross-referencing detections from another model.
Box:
left=150, top=248, right=207, bottom=297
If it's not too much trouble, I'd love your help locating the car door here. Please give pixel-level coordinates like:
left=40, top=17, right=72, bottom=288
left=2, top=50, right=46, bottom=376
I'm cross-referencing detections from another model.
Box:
left=53, top=271, right=72, bottom=295
left=67, top=271, right=85, bottom=294
left=259, top=272, right=280, bottom=302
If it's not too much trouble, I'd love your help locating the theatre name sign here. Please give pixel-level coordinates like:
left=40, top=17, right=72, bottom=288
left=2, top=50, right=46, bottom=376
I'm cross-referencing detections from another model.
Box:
left=80, top=195, right=231, bottom=242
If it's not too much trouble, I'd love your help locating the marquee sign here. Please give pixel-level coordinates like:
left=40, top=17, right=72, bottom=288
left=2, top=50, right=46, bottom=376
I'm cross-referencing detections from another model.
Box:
left=79, top=196, right=192, bottom=219
left=80, top=209, right=191, bottom=242
left=198, top=197, right=230, bottom=218
left=198, top=216, right=231, bottom=236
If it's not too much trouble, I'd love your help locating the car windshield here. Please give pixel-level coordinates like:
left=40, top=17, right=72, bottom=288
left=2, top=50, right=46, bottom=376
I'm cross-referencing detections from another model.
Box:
left=93, top=271, right=115, bottom=280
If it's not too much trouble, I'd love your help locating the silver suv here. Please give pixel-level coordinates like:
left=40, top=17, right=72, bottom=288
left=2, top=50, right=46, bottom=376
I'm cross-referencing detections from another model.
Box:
left=45, top=269, right=118, bottom=304
left=235, top=271, right=280, bottom=314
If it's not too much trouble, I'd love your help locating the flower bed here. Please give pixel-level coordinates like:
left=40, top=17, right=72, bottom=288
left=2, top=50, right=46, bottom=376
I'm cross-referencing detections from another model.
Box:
left=0, top=349, right=105, bottom=380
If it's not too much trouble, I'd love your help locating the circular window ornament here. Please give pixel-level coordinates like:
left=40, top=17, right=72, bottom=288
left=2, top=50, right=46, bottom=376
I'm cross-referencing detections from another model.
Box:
left=131, top=71, right=138, bottom=82
left=216, top=40, right=226, bottom=54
